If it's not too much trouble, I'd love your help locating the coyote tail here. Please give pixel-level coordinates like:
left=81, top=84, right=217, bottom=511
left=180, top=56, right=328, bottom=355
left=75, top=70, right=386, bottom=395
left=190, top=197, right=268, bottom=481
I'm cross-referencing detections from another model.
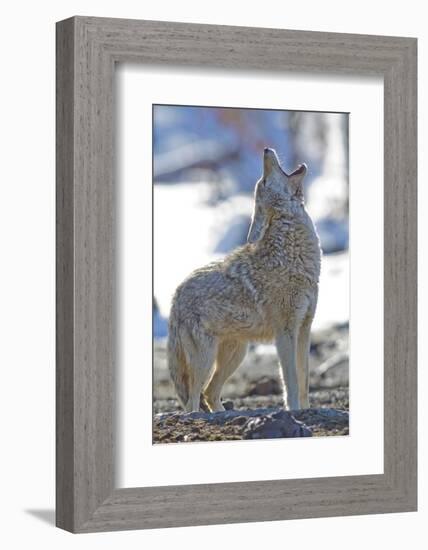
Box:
left=167, top=307, right=190, bottom=409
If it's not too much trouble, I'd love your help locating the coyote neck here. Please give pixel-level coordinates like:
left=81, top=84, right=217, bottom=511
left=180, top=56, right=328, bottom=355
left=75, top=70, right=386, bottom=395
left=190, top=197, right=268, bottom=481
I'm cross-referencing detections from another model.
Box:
left=257, top=212, right=320, bottom=284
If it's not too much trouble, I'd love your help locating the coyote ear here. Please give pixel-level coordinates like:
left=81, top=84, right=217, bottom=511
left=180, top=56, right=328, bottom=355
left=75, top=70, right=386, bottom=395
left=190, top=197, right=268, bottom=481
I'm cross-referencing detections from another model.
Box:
left=287, top=163, right=307, bottom=200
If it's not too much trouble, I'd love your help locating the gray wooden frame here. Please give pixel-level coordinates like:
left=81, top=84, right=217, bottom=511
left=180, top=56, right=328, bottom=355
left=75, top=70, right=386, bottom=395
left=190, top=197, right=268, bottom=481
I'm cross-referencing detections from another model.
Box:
left=56, top=16, right=417, bottom=533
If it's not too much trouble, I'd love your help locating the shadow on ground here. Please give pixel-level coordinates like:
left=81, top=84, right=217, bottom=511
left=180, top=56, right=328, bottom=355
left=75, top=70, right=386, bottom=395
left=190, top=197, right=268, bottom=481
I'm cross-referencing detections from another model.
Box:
left=25, top=509, right=55, bottom=526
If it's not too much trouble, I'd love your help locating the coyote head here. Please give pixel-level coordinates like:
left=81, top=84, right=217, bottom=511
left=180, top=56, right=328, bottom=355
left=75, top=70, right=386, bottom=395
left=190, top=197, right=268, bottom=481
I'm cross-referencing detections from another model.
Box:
left=247, top=148, right=307, bottom=243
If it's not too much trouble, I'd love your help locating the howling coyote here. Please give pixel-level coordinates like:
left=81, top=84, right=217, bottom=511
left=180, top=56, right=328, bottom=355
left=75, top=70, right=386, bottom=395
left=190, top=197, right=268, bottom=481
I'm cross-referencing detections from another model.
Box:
left=168, top=148, right=321, bottom=412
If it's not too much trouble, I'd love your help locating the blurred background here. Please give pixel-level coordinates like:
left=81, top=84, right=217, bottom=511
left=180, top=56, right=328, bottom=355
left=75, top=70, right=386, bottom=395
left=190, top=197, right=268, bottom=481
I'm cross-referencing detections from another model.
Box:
left=153, top=104, right=349, bottom=417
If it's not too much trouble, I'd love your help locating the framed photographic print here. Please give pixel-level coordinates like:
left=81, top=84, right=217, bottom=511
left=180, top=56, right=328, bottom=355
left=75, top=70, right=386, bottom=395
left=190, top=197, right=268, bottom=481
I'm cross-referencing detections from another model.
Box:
left=56, top=16, right=417, bottom=532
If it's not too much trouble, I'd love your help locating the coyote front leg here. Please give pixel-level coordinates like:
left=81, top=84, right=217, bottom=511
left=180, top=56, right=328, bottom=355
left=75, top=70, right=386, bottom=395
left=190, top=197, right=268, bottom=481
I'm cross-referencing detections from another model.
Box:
left=296, top=320, right=312, bottom=409
left=276, top=329, right=300, bottom=410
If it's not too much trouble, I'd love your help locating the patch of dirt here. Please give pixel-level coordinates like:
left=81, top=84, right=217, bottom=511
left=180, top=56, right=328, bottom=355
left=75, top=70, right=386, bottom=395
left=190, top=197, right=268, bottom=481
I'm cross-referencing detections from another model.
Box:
left=153, top=388, right=349, bottom=444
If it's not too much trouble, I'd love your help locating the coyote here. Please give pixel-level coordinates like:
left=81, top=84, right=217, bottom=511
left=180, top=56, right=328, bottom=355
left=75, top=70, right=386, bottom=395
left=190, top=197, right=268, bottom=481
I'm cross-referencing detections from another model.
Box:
left=167, top=148, right=321, bottom=412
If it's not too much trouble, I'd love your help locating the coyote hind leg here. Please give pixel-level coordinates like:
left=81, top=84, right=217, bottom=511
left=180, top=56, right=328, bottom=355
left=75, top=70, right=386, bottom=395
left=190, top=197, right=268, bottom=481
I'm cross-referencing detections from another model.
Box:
left=183, top=332, right=217, bottom=413
left=203, top=339, right=247, bottom=412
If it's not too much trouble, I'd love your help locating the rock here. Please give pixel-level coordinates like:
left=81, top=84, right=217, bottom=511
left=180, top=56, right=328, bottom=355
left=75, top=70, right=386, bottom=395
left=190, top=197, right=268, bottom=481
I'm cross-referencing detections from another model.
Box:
left=229, top=415, right=248, bottom=426
left=243, top=410, right=312, bottom=439
left=247, top=375, right=282, bottom=396
left=311, top=351, right=349, bottom=389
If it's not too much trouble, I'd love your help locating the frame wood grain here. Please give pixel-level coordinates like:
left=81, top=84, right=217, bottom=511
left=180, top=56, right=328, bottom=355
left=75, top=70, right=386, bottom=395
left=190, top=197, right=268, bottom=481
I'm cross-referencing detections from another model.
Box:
left=56, top=16, right=417, bottom=533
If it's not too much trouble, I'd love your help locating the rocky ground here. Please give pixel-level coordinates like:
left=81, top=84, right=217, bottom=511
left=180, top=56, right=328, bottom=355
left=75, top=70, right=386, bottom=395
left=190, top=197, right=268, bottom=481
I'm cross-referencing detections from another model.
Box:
left=153, top=323, right=349, bottom=444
